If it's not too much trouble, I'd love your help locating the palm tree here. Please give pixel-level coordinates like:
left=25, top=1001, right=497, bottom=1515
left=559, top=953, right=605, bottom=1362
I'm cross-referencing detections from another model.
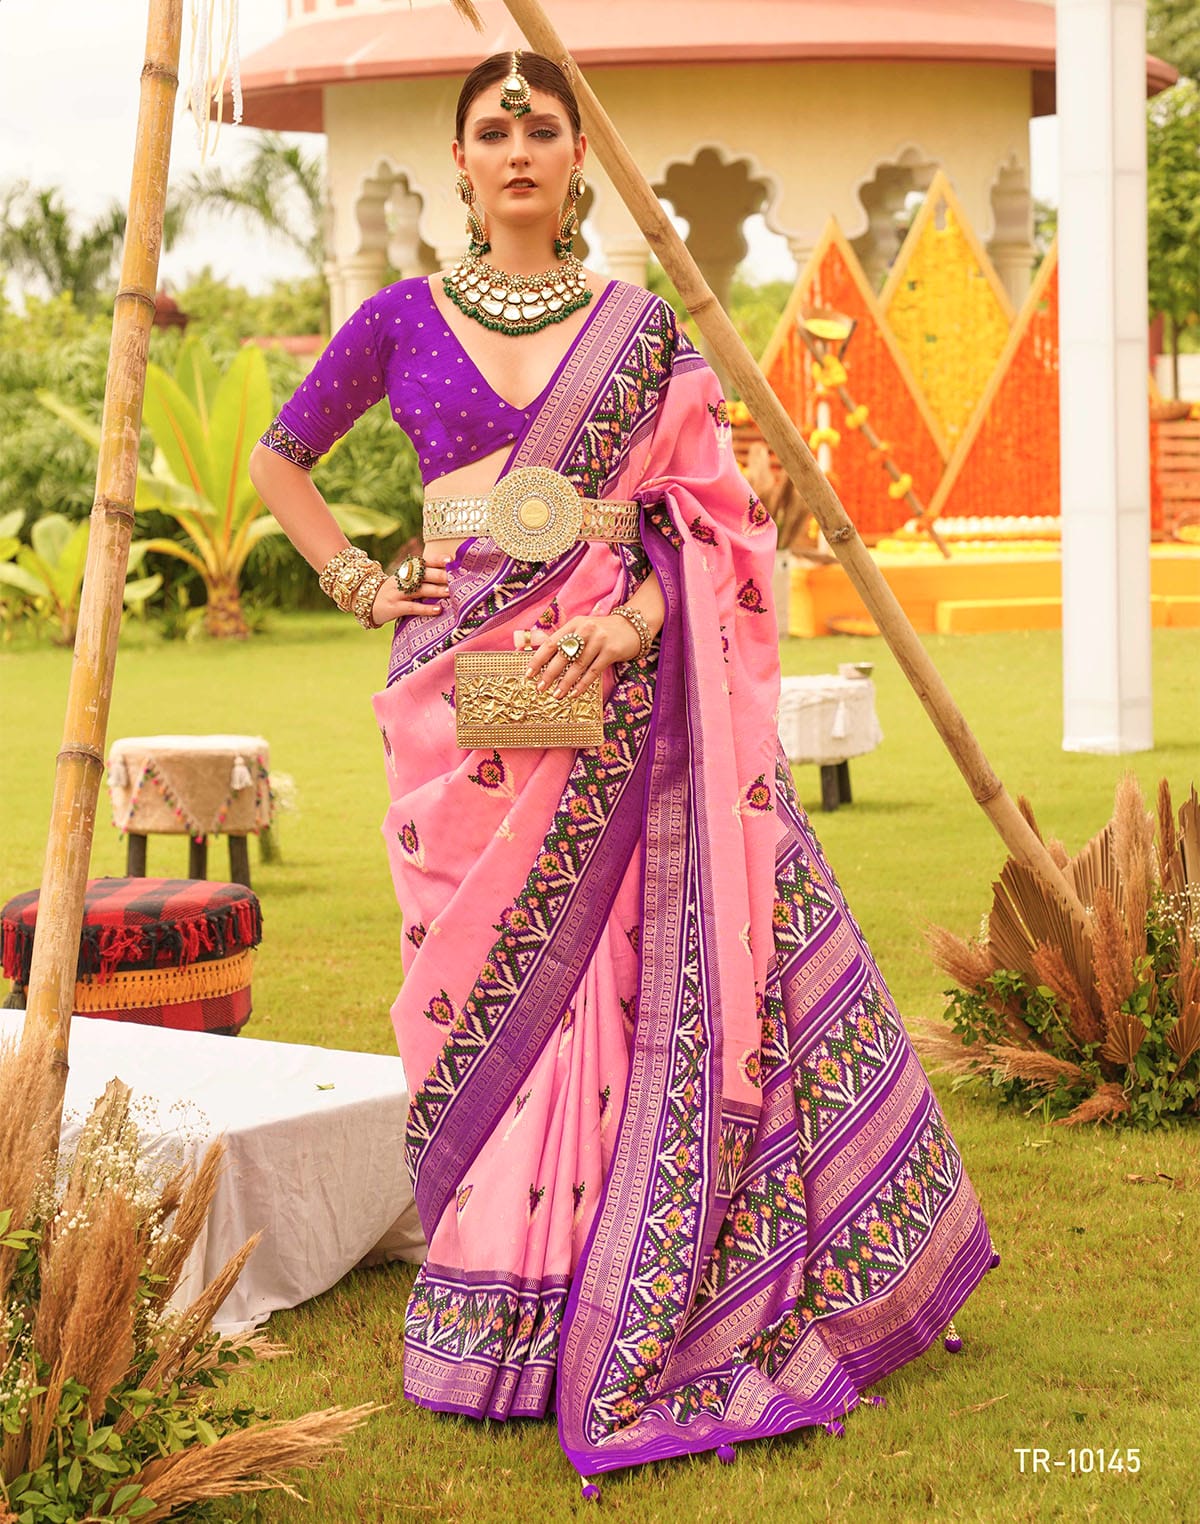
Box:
left=0, top=182, right=185, bottom=308
left=174, top=132, right=326, bottom=272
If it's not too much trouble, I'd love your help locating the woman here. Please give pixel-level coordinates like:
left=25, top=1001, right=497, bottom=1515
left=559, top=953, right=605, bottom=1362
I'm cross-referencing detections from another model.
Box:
left=250, top=51, right=996, bottom=1487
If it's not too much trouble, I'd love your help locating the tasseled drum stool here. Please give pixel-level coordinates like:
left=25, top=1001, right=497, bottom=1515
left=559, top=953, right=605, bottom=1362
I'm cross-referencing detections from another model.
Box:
left=1, top=877, right=262, bottom=1035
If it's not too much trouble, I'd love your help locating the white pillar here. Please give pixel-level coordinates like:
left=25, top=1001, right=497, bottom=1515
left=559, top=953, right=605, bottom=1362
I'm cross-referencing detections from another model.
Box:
left=1056, top=0, right=1153, bottom=753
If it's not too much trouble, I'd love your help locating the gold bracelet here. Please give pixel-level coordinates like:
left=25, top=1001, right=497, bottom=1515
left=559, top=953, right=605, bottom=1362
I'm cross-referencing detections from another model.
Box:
left=613, top=603, right=654, bottom=662
left=351, top=567, right=387, bottom=629
left=320, top=550, right=370, bottom=608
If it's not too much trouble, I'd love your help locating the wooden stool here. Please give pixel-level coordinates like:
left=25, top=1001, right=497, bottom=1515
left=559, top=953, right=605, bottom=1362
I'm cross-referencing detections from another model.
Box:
left=2, top=877, right=262, bottom=1034
left=777, top=670, right=884, bottom=811
left=107, top=734, right=273, bottom=888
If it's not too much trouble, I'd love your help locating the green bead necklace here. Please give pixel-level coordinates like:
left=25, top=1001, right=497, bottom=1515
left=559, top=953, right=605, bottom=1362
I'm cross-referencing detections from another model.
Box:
left=442, top=253, right=592, bottom=336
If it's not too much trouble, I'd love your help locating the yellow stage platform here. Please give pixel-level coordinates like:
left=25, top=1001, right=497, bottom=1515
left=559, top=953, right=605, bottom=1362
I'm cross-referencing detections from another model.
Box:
left=788, top=543, right=1200, bottom=637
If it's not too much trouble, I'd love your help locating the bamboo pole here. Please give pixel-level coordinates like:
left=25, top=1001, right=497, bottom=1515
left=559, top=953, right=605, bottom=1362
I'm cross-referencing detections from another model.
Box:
left=23, top=0, right=184, bottom=1105
left=493, top=0, right=1086, bottom=921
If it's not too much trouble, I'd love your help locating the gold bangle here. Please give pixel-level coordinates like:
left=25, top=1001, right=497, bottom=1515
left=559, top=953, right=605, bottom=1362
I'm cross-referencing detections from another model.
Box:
left=613, top=603, right=654, bottom=662
left=351, top=567, right=386, bottom=629
left=319, top=545, right=371, bottom=602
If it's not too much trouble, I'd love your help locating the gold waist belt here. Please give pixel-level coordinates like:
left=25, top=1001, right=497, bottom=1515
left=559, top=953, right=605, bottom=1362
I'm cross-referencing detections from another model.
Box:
left=423, top=465, right=640, bottom=563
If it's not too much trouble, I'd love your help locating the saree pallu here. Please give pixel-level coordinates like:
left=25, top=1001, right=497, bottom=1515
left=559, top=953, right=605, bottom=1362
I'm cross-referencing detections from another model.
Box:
left=373, top=282, right=996, bottom=1478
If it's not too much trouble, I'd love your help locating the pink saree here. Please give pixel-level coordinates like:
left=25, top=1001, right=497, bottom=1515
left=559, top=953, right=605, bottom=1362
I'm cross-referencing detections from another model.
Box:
left=372, top=281, right=996, bottom=1479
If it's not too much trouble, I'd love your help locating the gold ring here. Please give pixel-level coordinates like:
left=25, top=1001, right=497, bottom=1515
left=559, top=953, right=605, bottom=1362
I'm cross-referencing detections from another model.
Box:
left=556, top=632, right=585, bottom=664
left=394, top=554, right=426, bottom=595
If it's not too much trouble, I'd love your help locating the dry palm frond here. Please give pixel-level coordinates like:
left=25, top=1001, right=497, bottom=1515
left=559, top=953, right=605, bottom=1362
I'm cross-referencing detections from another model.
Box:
left=1099, top=1012, right=1146, bottom=1067
left=989, top=859, right=1094, bottom=998
left=1031, top=942, right=1103, bottom=1048
left=1166, top=932, right=1200, bottom=1068
left=1092, top=886, right=1135, bottom=1028
left=1113, top=772, right=1155, bottom=956
left=926, top=924, right=997, bottom=993
left=1017, top=794, right=1045, bottom=841
left=1160, top=786, right=1200, bottom=903
left=0, top=1021, right=57, bottom=1306
left=145, top=1139, right=226, bottom=1315
left=1069, top=822, right=1120, bottom=912
left=985, top=1045, right=1086, bottom=1089
left=1056, top=1082, right=1130, bottom=1126
left=135, top=1403, right=381, bottom=1521
left=1046, top=837, right=1070, bottom=870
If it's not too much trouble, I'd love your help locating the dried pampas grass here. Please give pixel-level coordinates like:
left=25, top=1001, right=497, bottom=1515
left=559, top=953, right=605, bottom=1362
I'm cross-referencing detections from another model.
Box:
left=136, top=1403, right=383, bottom=1521
left=0, top=1021, right=57, bottom=1305
left=1056, top=1082, right=1131, bottom=1126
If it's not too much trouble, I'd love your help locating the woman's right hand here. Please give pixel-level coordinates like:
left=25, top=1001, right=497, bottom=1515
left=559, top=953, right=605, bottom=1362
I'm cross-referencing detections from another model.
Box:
left=370, top=553, right=449, bottom=627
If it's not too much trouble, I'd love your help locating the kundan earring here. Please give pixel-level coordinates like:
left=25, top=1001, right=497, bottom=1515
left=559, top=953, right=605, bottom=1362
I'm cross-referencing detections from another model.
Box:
left=456, top=171, right=490, bottom=257
left=554, top=167, right=586, bottom=260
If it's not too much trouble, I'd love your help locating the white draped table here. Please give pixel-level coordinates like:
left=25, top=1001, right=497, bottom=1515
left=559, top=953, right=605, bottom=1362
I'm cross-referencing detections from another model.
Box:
left=1, top=1012, right=425, bottom=1333
left=777, top=670, right=884, bottom=811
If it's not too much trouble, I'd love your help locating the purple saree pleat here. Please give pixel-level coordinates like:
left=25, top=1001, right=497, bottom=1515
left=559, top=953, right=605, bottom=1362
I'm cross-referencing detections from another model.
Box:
left=363, top=279, right=996, bottom=1468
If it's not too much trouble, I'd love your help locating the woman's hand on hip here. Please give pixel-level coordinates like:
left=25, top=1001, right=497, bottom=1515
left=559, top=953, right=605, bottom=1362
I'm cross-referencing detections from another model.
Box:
left=526, top=614, right=642, bottom=700
left=370, top=553, right=449, bottom=627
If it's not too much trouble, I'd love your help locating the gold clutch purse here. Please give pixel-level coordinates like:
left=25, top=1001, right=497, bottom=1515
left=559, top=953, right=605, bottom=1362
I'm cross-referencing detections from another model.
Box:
left=455, top=649, right=604, bottom=749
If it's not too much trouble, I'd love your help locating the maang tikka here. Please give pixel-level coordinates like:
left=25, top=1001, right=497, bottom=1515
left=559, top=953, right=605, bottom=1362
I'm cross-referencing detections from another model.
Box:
left=456, top=171, right=490, bottom=257
left=499, top=51, right=532, bottom=118
left=555, top=166, right=586, bottom=260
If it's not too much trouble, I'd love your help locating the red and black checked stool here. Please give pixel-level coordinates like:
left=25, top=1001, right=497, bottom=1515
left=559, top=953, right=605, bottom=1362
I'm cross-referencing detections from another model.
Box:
left=1, top=877, right=262, bottom=1035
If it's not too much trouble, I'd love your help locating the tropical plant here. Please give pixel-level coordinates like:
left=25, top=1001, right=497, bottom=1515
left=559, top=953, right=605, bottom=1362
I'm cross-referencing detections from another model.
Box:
left=0, top=1025, right=375, bottom=1522
left=173, top=133, right=326, bottom=272
left=1147, top=79, right=1200, bottom=394
left=0, top=511, right=161, bottom=644
left=40, top=336, right=397, bottom=638
left=1149, top=0, right=1200, bottom=80
left=922, top=775, right=1200, bottom=1129
left=0, top=182, right=184, bottom=310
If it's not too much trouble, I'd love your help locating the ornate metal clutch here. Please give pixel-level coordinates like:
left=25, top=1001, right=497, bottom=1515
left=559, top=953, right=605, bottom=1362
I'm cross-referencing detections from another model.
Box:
left=455, top=650, right=604, bottom=749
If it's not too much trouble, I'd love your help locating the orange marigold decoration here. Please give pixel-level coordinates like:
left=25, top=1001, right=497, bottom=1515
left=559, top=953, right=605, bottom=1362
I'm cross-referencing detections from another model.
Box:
left=927, top=245, right=1061, bottom=523
left=881, top=172, right=1014, bottom=453
left=759, top=220, right=948, bottom=538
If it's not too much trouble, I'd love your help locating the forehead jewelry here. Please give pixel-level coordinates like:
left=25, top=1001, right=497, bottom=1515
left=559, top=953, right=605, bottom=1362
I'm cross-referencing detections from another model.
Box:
left=500, top=51, right=532, bottom=118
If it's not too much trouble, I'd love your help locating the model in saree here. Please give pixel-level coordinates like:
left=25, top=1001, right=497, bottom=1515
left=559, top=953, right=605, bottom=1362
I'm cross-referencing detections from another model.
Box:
left=250, top=51, right=997, bottom=1486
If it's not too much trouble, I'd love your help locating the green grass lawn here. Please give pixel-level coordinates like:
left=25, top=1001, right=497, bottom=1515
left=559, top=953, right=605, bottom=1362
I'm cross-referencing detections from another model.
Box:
left=2, top=620, right=1199, bottom=1522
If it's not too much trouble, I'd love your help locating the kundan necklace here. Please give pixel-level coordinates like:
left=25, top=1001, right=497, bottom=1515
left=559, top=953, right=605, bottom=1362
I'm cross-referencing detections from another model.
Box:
left=442, top=253, right=592, bottom=336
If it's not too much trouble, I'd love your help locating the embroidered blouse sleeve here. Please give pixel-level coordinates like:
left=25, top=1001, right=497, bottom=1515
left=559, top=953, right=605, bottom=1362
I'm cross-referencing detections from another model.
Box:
left=259, top=296, right=388, bottom=469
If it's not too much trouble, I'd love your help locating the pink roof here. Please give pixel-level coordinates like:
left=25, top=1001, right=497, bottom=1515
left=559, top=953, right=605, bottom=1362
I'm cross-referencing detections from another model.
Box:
left=232, top=0, right=1176, bottom=132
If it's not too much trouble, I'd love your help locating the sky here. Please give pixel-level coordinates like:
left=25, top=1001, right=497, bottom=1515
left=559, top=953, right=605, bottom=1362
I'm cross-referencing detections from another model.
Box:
left=0, top=0, right=1061, bottom=296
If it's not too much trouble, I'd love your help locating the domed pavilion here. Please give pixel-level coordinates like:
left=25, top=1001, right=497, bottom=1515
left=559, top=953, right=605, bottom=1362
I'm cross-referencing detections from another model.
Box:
left=234, top=0, right=1173, bottom=328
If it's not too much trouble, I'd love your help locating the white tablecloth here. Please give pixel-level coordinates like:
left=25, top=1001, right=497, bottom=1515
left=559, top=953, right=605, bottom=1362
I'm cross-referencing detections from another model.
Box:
left=1, top=1013, right=424, bottom=1333
left=777, top=674, right=884, bottom=765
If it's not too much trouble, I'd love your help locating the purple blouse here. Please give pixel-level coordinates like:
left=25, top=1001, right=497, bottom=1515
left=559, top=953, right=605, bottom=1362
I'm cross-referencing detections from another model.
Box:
left=261, top=276, right=573, bottom=485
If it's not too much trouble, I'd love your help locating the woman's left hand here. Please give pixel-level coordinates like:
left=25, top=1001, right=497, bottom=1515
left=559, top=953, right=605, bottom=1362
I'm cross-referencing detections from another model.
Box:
left=526, top=614, right=642, bottom=700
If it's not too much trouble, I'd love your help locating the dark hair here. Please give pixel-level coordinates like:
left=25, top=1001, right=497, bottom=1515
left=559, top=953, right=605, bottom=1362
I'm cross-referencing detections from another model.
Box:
left=455, top=51, right=582, bottom=141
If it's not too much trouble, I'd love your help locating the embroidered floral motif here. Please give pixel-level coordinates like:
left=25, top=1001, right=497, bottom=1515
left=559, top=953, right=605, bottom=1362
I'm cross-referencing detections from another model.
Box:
left=379, top=725, right=393, bottom=764
left=535, top=598, right=561, bottom=631
left=260, top=417, right=321, bottom=470
left=397, top=820, right=425, bottom=870
left=738, top=1049, right=763, bottom=1088
left=737, top=773, right=773, bottom=815
left=456, top=1184, right=473, bottom=1214
left=468, top=750, right=513, bottom=796
left=643, top=501, right=684, bottom=552
left=745, top=494, right=772, bottom=534
left=687, top=514, right=719, bottom=546
left=528, top=1184, right=546, bottom=1221
left=406, top=921, right=426, bottom=950
left=736, top=578, right=768, bottom=615
left=425, top=990, right=457, bottom=1028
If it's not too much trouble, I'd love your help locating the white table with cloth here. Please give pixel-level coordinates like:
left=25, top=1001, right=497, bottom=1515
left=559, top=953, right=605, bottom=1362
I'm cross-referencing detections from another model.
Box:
left=1, top=1011, right=425, bottom=1333
left=777, top=669, right=884, bottom=811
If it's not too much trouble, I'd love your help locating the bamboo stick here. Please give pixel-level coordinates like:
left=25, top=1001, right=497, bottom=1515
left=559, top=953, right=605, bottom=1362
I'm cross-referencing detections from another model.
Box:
left=494, top=0, right=1086, bottom=922
left=23, top=0, right=184, bottom=1104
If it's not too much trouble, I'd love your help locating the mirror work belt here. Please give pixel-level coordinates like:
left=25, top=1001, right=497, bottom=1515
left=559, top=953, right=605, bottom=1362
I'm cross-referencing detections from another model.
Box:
left=423, top=465, right=640, bottom=564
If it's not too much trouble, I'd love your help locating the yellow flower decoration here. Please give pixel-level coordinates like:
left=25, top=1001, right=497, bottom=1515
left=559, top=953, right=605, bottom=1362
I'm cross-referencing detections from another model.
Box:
left=808, top=426, right=842, bottom=452
left=845, top=404, right=870, bottom=430
left=727, top=399, right=752, bottom=426
left=887, top=473, right=914, bottom=500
